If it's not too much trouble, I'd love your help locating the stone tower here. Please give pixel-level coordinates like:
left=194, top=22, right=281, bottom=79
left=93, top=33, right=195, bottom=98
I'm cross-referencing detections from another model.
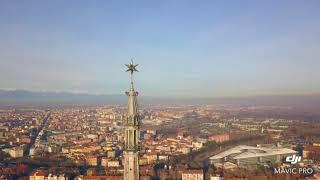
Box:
left=123, top=59, right=140, bottom=180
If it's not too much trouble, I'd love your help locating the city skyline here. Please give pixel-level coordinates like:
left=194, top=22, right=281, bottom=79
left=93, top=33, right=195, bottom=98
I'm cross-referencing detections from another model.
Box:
left=1, top=1, right=320, bottom=97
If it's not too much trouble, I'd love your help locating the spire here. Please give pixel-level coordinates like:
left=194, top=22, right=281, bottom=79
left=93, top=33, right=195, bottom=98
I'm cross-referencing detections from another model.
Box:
left=125, top=59, right=139, bottom=116
left=123, top=59, right=140, bottom=180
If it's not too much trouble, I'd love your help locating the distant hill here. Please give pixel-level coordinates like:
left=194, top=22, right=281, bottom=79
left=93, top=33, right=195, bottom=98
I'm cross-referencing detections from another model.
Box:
left=0, top=89, right=122, bottom=101
left=0, top=89, right=319, bottom=109
left=0, top=89, right=126, bottom=107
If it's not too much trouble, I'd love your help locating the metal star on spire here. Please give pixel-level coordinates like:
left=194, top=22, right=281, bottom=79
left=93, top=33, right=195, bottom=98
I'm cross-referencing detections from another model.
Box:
left=125, top=59, right=139, bottom=75
left=125, top=59, right=139, bottom=87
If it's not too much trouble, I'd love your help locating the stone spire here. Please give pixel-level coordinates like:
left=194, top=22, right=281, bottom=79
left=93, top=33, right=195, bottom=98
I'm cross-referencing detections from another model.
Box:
left=123, top=59, right=140, bottom=180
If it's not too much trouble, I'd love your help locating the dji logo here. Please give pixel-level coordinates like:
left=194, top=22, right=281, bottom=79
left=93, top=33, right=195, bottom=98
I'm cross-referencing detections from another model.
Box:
left=286, top=154, right=301, bottom=164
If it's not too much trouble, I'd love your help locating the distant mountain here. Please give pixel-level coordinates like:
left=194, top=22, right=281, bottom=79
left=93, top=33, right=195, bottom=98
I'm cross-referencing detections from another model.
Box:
left=0, top=89, right=120, bottom=100
left=0, top=89, right=126, bottom=107
left=0, top=89, right=320, bottom=109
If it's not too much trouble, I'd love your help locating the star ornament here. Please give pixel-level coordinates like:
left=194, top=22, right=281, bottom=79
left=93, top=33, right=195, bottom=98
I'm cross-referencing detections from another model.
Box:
left=125, top=60, right=139, bottom=74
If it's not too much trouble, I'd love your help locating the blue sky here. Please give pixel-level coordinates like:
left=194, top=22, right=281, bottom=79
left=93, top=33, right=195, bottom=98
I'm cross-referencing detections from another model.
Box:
left=0, top=0, right=319, bottom=97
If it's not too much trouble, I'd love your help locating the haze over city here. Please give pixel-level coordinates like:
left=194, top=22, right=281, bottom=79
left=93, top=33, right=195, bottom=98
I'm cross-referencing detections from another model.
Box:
left=1, top=0, right=320, bottom=97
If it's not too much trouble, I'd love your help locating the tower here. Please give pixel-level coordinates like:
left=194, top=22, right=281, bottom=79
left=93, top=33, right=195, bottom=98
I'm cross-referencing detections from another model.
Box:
left=123, top=59, right=140, bottom=180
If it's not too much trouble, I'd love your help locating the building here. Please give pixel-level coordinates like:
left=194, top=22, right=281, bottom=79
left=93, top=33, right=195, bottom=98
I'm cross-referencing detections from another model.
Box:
left=210, top=176, right=223, bottom=180
left=143, top=153, right=157, bottom=164
left=182, top=170, right=204, bottom=180
left=85, top=155, right=98, bottom=166
left=8, top=146, right=24, bottom=158
left=46, top=174, right=67, bottom=180
left=29, top=170, right=46, bottom=180
left=107, top=150, right=116, bottom=158
left=123, top=60, right=140, bottom=180
left=75, top=175, right=122, bottom=180
left=303, top=145, right=320, bottom=160
left=209, top=134, right=229, bottom=143
left=107, top=160, right=121, bottom=168
left=209, top=145, right=297, bottom=166
left=101, top=157, right=108, bottom=167
left=192, top=142, right=203, bottom=150
left=30, top=147, right=36, bottom=156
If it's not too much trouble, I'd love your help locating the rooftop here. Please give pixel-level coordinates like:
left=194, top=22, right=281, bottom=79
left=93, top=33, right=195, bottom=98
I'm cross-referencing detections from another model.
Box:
left=210, top=145, right=296, bottom=160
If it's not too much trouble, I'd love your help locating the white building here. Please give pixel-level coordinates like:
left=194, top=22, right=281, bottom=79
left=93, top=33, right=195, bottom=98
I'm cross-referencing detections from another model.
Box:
left=210, top=176, right=223, bottom=180
left=209, top=145, right=297, bottom=165
left=182, top=170, right=204, bottom=180
left=46, top=174, right=67, bottom=180
left=9, top=146, right=24, bottom=158
left=107, top=160, right=120, bottom=167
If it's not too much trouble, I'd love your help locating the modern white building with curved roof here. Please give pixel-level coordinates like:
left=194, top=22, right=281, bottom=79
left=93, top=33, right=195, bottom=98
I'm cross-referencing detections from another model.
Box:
left=209, top=145, right=297, bottom=165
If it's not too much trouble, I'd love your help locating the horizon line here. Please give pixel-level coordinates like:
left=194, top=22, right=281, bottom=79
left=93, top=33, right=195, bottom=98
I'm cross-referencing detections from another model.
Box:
left=1, top=88, right=320, bottom=99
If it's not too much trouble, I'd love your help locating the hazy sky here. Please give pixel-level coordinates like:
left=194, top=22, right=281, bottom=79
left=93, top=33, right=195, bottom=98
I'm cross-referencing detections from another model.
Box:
left=0, top=0, right=320, bottom=97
